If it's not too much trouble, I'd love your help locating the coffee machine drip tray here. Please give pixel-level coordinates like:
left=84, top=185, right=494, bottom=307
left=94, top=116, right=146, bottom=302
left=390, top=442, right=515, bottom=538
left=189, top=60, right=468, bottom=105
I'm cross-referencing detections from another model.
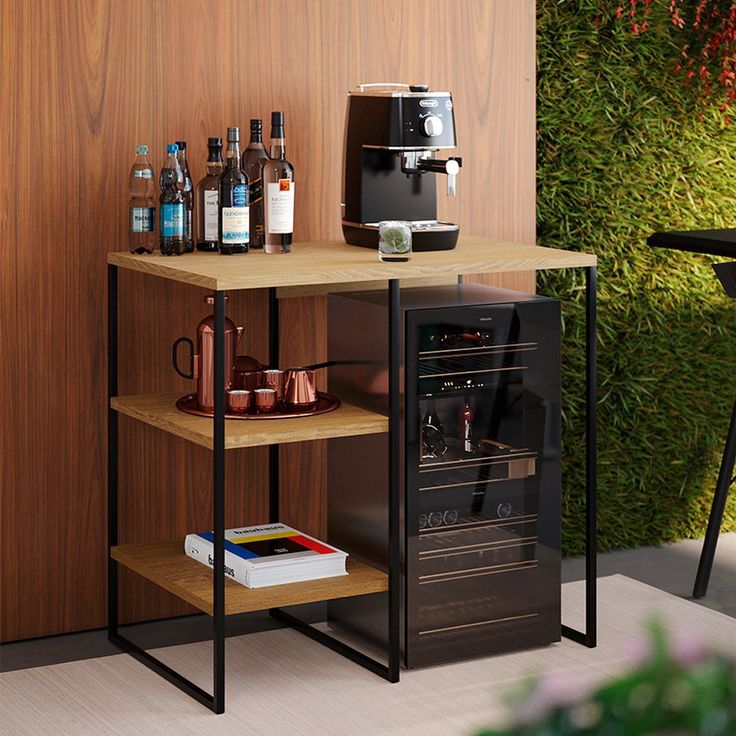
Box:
left=343, top=220, right=459, bottom=252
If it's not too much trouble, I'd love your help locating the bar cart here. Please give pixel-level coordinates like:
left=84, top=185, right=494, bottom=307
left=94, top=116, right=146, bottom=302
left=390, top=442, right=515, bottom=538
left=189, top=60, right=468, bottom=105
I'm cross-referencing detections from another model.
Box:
left=107, top=236, right=597, bottom=714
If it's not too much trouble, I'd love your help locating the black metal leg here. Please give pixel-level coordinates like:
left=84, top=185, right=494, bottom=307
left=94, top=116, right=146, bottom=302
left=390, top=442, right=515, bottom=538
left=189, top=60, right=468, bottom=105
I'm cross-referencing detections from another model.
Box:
left=561, top=265, right=597, bottom=648
left=212, top=291, right=226, bottom=714
left=693, top=398, right=736, bottom=598
left=387, top=278, right=401, bottom=681
left=107, top=265, right=118, bottom=639
left=268, top=287, right=280, bottom=523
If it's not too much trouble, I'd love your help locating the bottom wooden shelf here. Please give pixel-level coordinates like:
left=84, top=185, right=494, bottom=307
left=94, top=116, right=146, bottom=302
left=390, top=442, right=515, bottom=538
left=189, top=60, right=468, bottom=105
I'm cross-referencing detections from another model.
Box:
left=112, top=541, right=388, bottom=616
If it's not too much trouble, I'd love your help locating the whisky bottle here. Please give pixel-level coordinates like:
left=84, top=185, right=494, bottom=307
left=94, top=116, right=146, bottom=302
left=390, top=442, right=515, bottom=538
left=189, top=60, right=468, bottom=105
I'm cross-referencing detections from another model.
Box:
left=128, top=144, right=156, bottom=254
left=218, top=127, right=249, bottom=255
left=262, top=111, right=295, bottom=254
left=196, top=137, right=224, bottom=252
left=159, top=144, right=186, bottom=256
left=175, top=140, right=194, bottom=252
left=241, top=119, right=269, bottom=248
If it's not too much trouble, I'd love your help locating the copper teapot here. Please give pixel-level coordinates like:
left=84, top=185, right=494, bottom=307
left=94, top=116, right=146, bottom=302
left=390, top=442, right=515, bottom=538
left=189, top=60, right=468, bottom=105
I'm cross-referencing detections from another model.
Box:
left=172, top=295, right=244, bottom=411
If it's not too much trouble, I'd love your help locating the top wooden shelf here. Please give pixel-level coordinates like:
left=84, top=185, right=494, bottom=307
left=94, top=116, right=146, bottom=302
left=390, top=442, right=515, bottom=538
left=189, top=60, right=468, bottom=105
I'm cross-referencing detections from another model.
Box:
left=107, top=236, right=596, bottom=292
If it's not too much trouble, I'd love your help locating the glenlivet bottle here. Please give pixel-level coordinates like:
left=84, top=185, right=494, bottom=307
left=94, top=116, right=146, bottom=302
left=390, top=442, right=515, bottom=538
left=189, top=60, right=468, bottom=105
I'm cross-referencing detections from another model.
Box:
left=128, top=144, right=156, bottom=254
left=218, top=127, right=249, bottom=255
left=262, top=111, right=295, bottom=254
left=175, top=140, right=194, bottom=252
left=159, top=143, right=186, bottom=256
left=196, top=137, right=224, bottom=251
left=241, top=119, right=269, bottom=249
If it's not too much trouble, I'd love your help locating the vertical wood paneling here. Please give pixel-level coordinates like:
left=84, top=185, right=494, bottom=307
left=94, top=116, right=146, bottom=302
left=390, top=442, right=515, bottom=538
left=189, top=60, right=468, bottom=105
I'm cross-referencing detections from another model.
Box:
left=1, top=0, right=536, bottom=641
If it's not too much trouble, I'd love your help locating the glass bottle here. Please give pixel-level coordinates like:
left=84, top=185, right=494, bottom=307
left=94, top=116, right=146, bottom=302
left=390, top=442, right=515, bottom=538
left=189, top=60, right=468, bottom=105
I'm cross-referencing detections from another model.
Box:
left=241, top=119, right=269, bottom=249
left=128, top=144, right=156, bottom=254
left=159, top=143, right=186, bottom=256
left=196, top=137, right=224, bottom=252
left=218, top=127, right=249, bottom=255
left=262, top=111, right=295, bottom=254
left=175, top=140, right=194, bottom=252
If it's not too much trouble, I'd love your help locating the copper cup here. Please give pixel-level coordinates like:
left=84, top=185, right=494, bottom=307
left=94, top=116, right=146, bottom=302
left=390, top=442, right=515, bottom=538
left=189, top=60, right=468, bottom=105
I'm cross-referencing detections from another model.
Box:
left=262, top=369, right=285, bottom=402
left=283, top=369, right=318, bottom=411
left=254, top=388, right=277, bottom=414
left=226, top=389, right=251, bottom=414
left=233, top=355, right=262, bottom=390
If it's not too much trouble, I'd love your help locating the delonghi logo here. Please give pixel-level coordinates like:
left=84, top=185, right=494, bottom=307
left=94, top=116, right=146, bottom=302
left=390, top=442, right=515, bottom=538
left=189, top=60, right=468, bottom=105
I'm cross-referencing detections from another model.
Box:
left=479, top=316, right=494, bottom=322
left=419, top=99, right=438, bottom=108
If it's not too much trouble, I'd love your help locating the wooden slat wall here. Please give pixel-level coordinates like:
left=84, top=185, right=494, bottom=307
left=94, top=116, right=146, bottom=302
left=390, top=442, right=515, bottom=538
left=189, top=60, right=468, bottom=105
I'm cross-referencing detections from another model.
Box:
left=0, top=0, right=535, bottom=641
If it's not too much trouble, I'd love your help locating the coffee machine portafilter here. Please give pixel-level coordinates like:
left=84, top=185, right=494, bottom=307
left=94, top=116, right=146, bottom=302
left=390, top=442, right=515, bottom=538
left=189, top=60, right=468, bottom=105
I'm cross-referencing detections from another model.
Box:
left=341, top=83, right=463, bottom=252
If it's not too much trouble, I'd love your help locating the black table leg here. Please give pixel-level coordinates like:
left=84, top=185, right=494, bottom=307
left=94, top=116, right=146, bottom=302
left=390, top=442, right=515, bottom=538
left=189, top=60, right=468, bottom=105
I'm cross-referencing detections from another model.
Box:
left=693, top=398, right=736, bottom=599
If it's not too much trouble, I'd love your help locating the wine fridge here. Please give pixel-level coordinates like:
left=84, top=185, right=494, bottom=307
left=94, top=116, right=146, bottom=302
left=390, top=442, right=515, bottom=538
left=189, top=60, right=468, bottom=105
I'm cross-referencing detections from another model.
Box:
left=326, top=284, right=561, bottom=668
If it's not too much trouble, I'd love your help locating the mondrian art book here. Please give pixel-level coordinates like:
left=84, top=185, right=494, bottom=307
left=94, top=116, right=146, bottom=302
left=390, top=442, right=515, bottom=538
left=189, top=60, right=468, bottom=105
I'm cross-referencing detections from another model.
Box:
left=184, top=523, right=348, bottom=588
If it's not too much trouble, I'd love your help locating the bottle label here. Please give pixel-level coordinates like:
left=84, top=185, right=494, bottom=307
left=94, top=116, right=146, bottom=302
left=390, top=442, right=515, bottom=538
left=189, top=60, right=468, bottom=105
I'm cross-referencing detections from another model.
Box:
left=160, top=203, right=184, bottom=237
left=133, top=169, right=153, bottom=179
left=130, top=207, right=154, bottom=233
left=221, top=207, right=249, bottom=243
left=267, top=180, right=294, bottom=234
left=204, top=190, right=219, bottom=240
left=249, top=177, right=262, bottom=205
left=232, top=183, right=247, bottom=207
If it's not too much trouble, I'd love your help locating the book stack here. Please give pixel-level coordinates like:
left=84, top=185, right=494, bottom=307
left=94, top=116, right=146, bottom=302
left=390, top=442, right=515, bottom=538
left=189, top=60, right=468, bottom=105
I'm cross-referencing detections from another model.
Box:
left=184, top=523, right=348, bottom=588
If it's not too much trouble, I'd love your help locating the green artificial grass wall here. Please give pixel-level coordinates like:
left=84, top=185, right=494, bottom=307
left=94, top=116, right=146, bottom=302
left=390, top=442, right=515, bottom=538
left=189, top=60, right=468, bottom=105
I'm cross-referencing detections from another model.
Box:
left=537, top=1, right=736, bottom=555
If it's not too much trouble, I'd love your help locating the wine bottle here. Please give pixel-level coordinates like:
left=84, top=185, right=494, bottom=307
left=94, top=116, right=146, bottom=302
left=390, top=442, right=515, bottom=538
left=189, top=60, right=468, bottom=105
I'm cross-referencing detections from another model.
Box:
left=241, top=119, right=269, bottom=249
left=196, top=137, right=224, bottom=252
left=159, top=144, right=186, bottom=256
left=262, top=111, right=295, bottom=254
left=128, top=144, right=156, bottom=254
left=218, top=127, right=249, bottom=255
left=175, top=140, right=194, bottom=252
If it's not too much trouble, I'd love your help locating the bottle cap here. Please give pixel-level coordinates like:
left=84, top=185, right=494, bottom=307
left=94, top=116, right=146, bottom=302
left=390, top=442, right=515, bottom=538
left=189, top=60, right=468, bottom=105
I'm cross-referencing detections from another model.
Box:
left=208, top=137, right=222, bottom=146
left=227, top=127, right=240, bottom=142
left=136, top=144, right=148, bottom=155
left=271, top=111, right=284, bottom=126
left=167, top=143, right=179, bottom=154
left=175, top=140, right=187, bottom=150
left=250, top=119, right=262, bottom=131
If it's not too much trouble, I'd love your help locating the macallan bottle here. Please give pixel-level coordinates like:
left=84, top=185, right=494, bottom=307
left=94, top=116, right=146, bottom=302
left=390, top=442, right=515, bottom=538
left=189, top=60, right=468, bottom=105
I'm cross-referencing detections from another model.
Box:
left=159, top=144, right=186, bottom=256
left=128, top=144, right=156, bottom=254
left=218, top=127, right=249, bottom=255
left=262, top=111, right=295, bottom=254
left=175, top=140, right=194, bottom=252
left=241, top=119, right=269, bottom=249
left=196, top=137, right=224, bottom=252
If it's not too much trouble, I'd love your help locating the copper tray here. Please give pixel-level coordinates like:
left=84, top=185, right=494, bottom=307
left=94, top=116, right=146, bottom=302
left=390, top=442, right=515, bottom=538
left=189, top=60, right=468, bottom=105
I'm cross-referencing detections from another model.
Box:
left=175, top=391, right=341, bottom=420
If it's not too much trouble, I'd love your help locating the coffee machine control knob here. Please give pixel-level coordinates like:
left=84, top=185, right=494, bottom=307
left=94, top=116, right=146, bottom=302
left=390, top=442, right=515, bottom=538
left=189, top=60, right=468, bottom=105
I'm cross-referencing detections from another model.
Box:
left=421, top=114, right=444, bottom=137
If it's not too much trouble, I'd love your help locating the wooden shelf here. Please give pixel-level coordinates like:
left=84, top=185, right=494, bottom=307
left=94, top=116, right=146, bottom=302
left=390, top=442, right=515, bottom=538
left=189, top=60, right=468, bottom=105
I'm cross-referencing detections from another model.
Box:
left=111, top=393, right=388, bottom=449
left=112, top=541, right=388, bottom=616
left=107, top=236, right=597, bottom=292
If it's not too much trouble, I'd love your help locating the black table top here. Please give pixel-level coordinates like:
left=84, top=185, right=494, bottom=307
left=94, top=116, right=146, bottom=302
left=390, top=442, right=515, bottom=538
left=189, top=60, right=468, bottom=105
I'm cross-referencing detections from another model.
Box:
left=648, top=228, right=736, bottom=258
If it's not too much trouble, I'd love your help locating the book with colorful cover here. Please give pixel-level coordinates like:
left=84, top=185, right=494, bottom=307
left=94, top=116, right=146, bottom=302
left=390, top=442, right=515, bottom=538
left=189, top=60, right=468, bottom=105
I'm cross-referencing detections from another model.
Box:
left=184, top=523, right=348, bottom=588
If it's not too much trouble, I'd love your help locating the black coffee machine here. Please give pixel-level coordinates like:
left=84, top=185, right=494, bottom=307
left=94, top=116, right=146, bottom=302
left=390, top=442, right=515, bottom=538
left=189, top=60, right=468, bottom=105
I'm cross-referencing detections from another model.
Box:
left=341, top=83, right=462, bottom=252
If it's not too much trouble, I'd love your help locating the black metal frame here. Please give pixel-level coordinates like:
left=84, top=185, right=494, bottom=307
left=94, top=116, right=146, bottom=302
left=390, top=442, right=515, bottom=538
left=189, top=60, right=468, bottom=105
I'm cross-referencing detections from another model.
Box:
left=107, top=274, right=403, bottom=715
left=560, top=265, right=597, bottom=648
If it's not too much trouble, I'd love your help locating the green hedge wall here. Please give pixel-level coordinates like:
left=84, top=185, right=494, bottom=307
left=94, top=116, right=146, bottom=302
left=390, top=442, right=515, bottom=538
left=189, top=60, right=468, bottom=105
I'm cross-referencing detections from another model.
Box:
left=537, top=1, right=736, bottom=554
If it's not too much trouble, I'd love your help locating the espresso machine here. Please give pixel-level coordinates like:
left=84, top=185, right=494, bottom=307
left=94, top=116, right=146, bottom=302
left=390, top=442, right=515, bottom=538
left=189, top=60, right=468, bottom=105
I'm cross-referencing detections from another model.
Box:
left=341, top=83, right=462, bottom=251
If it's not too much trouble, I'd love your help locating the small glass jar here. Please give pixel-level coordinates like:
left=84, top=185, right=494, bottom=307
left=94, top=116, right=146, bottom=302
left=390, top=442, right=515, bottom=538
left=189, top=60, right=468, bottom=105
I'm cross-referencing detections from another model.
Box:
left=378, top=221, right=412, bottom=262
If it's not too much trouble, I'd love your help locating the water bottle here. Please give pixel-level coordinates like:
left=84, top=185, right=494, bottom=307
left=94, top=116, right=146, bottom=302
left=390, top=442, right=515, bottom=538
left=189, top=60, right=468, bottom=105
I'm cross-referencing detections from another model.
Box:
left=128, top=145, right=156, bottom=254
left=159, top=144, right=186, bottom=256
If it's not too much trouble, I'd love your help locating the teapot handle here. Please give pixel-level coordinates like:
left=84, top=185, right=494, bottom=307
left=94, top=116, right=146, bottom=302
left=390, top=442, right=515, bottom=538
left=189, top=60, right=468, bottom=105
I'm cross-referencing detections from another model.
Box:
left=172, top=337, right=195, bottom=380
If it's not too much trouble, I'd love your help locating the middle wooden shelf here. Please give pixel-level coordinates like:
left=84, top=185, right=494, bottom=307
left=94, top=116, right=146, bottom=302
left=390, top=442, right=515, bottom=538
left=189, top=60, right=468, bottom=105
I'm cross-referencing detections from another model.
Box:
left=111, top=393, right=388, bottom=449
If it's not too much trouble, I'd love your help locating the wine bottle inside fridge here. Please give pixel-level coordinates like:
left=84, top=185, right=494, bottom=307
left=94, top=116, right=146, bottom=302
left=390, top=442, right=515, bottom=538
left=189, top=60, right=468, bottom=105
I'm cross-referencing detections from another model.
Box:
left=175, top=140, right=194, bottom=252
left=218, top=127, right=249, bottom=255
left=128, top=144, right=156, bottom=254
left=241, top=119, right=269, bottom=249
left=262, top=111, right=295, bottom=254
left=159, top=144, right=186, bottom=256
left=196, top=137, right=224, bottom=252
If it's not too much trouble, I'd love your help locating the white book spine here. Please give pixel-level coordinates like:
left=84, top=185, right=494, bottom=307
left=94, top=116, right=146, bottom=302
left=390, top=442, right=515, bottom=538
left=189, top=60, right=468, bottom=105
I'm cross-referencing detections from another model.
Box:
left=184, top=534, right=251, bottom=587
